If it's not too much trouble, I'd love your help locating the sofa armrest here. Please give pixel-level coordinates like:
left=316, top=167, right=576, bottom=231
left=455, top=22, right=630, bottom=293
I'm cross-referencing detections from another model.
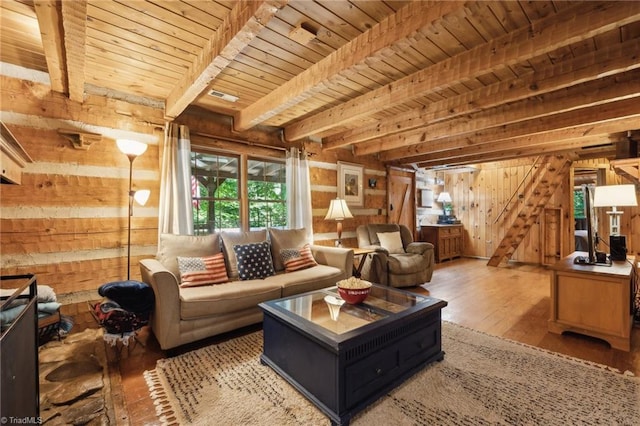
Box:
left=310, top=245, right=354, bottom=279
left=406, top=241, right=434, bottom=255
left=139, top=258, right=181, bottom=350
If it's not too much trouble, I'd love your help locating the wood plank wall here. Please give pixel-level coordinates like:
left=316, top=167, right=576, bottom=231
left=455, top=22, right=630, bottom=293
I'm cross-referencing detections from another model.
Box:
left=420, top=157, right=639, bottom=263
left=0, top=76, right=163, bottom=316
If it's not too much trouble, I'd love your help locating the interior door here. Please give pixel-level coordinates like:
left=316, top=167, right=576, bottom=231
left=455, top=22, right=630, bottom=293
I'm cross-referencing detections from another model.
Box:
left=387, top=167, right=415, bottom=233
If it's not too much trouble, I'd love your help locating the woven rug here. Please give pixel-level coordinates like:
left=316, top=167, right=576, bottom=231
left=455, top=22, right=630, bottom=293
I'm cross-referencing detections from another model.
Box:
left=144, top=322, right=639, bottom=425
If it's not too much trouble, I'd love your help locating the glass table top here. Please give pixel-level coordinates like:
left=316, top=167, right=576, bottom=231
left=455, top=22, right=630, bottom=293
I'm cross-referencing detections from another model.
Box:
left=270, top=285, right=433, bottom=335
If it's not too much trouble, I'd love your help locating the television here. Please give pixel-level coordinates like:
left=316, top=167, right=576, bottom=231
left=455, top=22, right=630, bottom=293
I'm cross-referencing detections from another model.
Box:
left=573, top=184, right=610, bottom=266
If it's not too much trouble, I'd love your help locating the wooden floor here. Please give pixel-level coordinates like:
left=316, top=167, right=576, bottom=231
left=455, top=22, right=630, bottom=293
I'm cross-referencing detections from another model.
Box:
left=105, top=258, right=640, bottom=425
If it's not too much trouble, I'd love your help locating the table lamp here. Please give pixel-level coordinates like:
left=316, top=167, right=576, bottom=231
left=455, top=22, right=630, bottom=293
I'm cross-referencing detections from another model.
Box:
left=324, top=198, right=353, bottom=247
left=437, top=192, right=452, bottom=216
left=593, top=184, right=637, bottom=261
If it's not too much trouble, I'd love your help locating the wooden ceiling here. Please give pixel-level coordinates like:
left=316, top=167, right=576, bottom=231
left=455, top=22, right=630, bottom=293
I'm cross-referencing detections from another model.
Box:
left=1, top=0, right=639, bottom=170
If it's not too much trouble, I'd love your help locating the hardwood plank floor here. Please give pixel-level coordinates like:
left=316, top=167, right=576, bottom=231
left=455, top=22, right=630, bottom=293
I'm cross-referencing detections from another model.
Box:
left=107, top=258, right=640, bottom=425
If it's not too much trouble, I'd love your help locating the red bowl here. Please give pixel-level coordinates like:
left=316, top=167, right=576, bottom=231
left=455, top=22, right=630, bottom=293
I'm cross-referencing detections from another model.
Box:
left=337, top=286, right=371, bottom=304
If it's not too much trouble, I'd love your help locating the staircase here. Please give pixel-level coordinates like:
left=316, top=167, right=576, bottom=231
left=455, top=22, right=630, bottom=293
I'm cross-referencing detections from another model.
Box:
left=487, top=154, right=573, bottom=267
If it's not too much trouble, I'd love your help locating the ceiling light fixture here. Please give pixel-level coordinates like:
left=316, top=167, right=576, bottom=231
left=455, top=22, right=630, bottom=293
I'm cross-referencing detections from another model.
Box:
left=208, top=90, right=239, bottom=103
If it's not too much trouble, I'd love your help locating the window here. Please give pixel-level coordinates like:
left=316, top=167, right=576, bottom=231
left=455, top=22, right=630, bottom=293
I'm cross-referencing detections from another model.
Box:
left=191, top=152, right=240, bottom=234
left=247, top=158, right=286, bottom=230
left=191, top=150, right=286, bottom=234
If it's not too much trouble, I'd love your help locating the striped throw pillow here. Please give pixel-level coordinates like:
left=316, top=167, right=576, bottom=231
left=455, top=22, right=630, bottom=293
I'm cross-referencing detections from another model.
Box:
left=280, top=244, right=317, bottom=273
left=177, top=253, right=229, bottom=287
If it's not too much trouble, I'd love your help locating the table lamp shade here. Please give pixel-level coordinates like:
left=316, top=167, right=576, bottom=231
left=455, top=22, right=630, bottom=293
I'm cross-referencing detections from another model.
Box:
left=325, top=198, right=354, bottom=220
left=593, top=184, right=638, bottom=207
left=437, top=192, right=452, bottom=203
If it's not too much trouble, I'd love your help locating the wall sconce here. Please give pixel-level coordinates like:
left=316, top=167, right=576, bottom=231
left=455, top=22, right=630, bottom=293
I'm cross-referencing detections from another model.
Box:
left=117, top=139, right=150, bottom=280
left=324, top=198, right=353, bottom=247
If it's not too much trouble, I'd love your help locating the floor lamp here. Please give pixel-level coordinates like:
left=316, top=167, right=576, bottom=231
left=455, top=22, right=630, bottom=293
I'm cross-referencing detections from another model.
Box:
left=117, top=139, right=150, bottom=280
left=325, top=198, right=353, bottom=247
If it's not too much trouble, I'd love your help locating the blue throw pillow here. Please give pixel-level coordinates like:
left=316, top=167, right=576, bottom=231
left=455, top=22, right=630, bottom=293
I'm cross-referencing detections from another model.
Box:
left=98, top=280, right=155, bottom=313
left=233, top=241, right=275, bottom=280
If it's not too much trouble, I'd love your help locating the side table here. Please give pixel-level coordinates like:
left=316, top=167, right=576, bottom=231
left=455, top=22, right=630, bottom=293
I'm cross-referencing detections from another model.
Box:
left=351, top=248, right=375, bottom=278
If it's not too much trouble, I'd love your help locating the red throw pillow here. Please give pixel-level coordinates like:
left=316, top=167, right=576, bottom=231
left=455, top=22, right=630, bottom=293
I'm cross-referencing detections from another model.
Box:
left=281, top=244, right=317, bottom=272
left=177, top=253, right=229, bottom=287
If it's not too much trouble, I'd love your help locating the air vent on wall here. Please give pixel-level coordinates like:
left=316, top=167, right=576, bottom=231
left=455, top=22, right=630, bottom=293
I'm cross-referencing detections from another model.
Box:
left=208, top=90, right=238, bottom=103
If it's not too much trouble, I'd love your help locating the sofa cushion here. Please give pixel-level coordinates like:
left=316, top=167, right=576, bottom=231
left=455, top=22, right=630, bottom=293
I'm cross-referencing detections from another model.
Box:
left=179, top=280, right=282, bottom=319
left=233, top=241, right=275, bottom=280
left=221, top=230, right=268, bottom=279
left=281, top=244, right=317, bottom=272
left=268, top=228, right=309, bottom=272
left=177, top=253, right=229, bottom=287
left=377, top=231, right=405, bottom=254
left=276, top=264, right=345, bottom=297
left=157, top=233, right=221, bottom=280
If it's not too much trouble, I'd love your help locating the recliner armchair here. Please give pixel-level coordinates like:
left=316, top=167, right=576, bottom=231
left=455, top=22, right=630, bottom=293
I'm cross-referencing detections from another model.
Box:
left=356, top=223, right=435, bottom=288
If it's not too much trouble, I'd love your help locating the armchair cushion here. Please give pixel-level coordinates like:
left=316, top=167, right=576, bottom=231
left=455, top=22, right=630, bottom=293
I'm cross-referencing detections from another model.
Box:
left=377, top=231, right=405, bottom=254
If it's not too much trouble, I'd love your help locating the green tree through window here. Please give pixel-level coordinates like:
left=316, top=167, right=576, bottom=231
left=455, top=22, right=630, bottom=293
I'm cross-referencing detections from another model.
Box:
left=191, top=150, right=286, bottom=234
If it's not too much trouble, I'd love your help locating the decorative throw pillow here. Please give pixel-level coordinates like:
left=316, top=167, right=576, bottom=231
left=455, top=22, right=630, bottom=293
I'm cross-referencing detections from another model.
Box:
left=280, top=244, right=317, bottom=272
left=177, top=253, right=229, bottom=288
left=377, top=231, right=405, bottom=254
left=233, top=241, right=275, bottom=280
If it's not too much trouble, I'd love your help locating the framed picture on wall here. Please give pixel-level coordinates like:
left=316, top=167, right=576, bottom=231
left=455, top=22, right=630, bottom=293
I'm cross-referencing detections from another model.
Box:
left=338, top=161, right=364, bottom=207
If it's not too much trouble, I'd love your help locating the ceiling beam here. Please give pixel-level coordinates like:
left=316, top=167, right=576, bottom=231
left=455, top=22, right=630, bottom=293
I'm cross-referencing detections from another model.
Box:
left=33, top=0, right=67, bottom=94
left=418, top=142, right=618, bottom=170
left=324, top=37, right=640, bottom=149
left=411, top=135, right=625, bottom=169
left=233, top=1, right=465, bottom=131
left=396, top=116, right=639, bottom=167
left=284, top=1, right=640, bottom=141
left=370, top=70, right=640, bottom=159
left=368, top=98, right=640, bottom=163
left=60, top=0, right=87, bottom=103
left=164, top=0, right=289, bottom=120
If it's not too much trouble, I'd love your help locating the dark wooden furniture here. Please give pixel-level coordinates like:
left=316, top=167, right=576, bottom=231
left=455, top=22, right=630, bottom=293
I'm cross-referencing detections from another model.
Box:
left=548, top=252, right=635, bottom=351
left=351, top=247, right=375, bottom=278
left=1, top=274, right=40, bottom=420
left=259, top=285, right=447, bottom=425
left=419, top=224, right=463, bottom=262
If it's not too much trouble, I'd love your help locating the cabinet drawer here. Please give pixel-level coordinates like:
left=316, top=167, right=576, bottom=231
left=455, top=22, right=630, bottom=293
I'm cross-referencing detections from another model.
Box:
left=345, top=347, right=399, bottom=406
left=400, top=321, right=441, bottom=364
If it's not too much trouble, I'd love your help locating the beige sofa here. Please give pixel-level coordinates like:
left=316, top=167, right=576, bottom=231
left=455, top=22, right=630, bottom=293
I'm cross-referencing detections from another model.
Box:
left=356, top=223, right=435, bottom=288
left=139, top=228, right=352, bottom=350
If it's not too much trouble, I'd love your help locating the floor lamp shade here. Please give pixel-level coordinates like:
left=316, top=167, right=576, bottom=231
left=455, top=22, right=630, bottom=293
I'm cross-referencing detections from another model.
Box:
left=325, top=198, right=353, bottom=246
left=117, top=139, right=148, bottom=157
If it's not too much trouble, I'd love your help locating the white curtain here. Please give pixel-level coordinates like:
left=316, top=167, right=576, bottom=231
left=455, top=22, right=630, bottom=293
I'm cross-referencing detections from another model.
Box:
left=286, top=147, right=313, bottom=242
left=158, top=123, right=193, bottom=235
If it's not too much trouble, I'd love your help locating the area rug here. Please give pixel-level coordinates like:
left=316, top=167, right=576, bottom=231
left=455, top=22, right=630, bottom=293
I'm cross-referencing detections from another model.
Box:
left=144, top=322, right=639, bottom=425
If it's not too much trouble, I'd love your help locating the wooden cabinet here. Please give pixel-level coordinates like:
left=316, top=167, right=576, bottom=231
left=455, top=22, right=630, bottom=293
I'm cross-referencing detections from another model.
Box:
left=420, top=224, right=463, bottom=262
left=548, top=252, right=635, bottom=351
